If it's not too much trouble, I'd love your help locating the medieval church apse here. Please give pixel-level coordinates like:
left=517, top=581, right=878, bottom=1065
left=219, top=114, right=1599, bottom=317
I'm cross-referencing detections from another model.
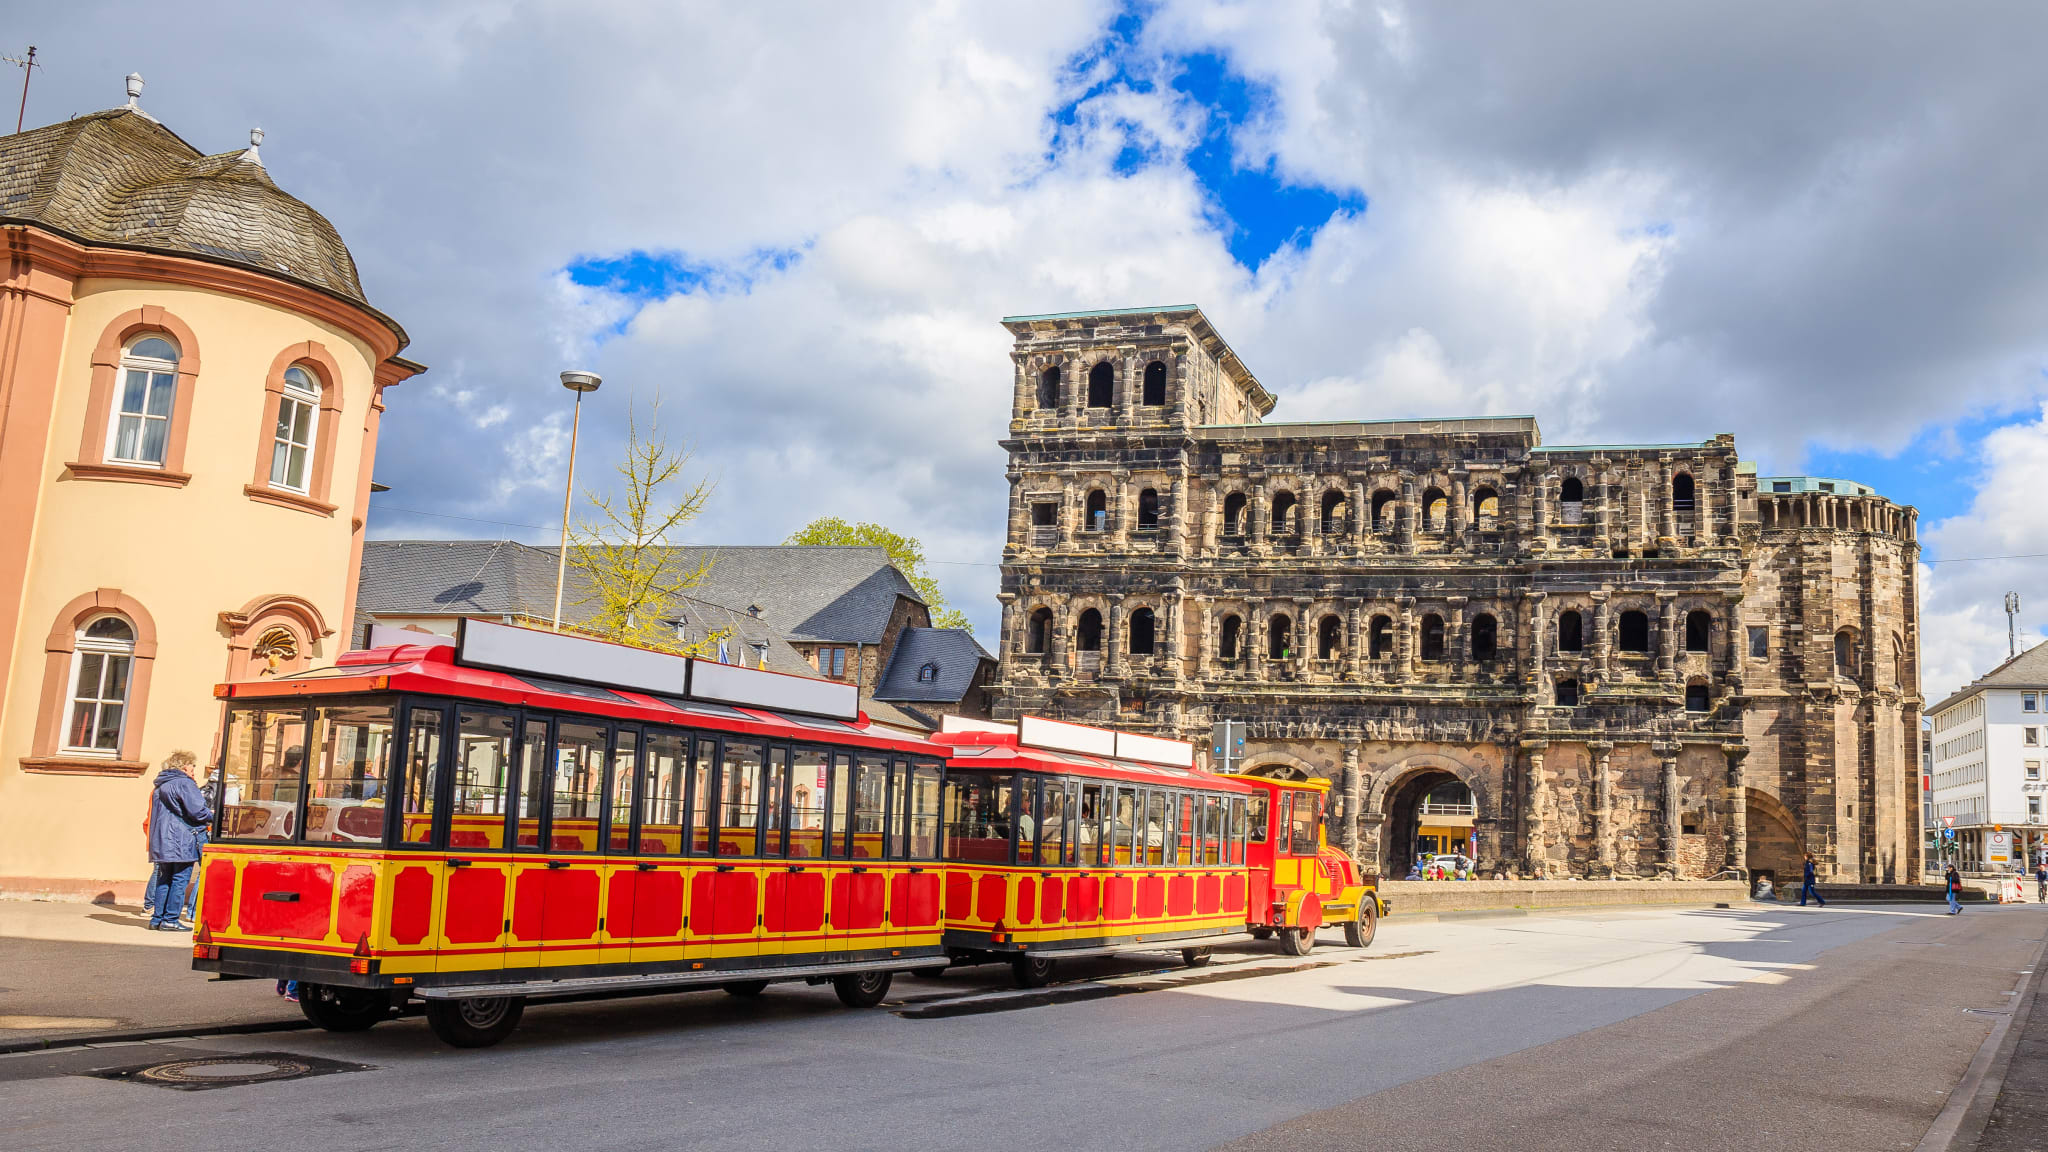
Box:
left=989, top=306, right=1921, bottom=885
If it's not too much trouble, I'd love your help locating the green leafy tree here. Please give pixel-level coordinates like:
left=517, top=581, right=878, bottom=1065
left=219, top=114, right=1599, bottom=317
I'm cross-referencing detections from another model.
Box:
left=784, top=517, right=973, bottom=632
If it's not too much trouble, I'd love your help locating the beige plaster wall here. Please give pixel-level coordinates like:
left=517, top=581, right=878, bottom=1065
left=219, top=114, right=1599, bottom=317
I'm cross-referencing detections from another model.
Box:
left=0, top=278, right=378, bottom=885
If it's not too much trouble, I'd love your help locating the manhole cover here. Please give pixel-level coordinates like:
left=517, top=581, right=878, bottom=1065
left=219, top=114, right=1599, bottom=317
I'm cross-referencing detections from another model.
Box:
left=91, top=1050, right=373, bottom=1091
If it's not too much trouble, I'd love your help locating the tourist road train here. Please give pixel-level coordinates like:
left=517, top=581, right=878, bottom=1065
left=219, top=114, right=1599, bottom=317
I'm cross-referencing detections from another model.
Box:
left=189, top=620, right=1386, bottom=1047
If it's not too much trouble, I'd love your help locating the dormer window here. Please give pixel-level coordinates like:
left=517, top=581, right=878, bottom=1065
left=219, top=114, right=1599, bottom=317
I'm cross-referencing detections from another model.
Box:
left=109, top=336, right=180, bottom=466
left=916, top=662, right=940, bottom=683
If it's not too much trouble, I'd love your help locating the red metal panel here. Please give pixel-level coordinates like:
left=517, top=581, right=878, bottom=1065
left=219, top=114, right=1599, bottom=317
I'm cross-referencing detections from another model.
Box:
left=1137, top=875, right=1164, bottom=919
left=1237, top=871, right=1260, bottom=918
left=768, top=870, right=825, bottom=934
left=889, top=872, right=939, bottom=928
left=199, top=859, right=235, bottom=932
left=1039, top=876, right=1064, bottom=923
left=632, top=869, right=686, bottom=938
left=711, top=872, right=757, bottom=936
left=1016, top=877, right=1037, bottom=923
left=834, top=871, right=885, bottom=931
left=1068, top=874, right=1099, bottom=922
left=975, top=874, right=1007, bottom=923
left=944, top=871, right=973, bottom=920
left=444, top=867, right=505, bottom=944
left=1168, top=875, right=1193, bottom=918
left=335, top=865, right=375, bottom=943
left=689, top=871, right=720, bottom=937
left=240, top=862, right=336, bottom=941
left=541, top=869, right=600, bottom=940
left=1196, top=874, right=1221, bottom=915
left=513, top=870, right=548, bottom=939
left=388, top=865, right=432, bottom=945
left=1104, top=875, right=1133, bottom=921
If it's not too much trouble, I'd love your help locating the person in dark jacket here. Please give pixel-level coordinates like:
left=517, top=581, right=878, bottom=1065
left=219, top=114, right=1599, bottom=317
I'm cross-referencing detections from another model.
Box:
left=1797, top=854, right=1826, bottom=907
left=146, top=752, right=210, bottom=931
left=1946, top=864, right=1964, bottom=914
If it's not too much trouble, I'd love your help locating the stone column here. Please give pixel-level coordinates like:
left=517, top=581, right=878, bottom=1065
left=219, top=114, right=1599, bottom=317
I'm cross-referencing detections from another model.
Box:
left=1658, top=459, right=1675, bottom=545
left=1104, top=601, right=1123, bottom=677
left=1049, top=601, right=1070, bottom=674
left=1592, top=591, right=1612, bottom=680
left=1590, top=740, right=1614, bottom=871
left=1522, top=739, right=1551, bottom=877
left=1450, top=473, right=1469, bottom=545
left=1004, top=470, right=1027, bottom=554
left=1352, top=478, right=1369, bottom=551
left=1251, top=483, right=1269, bottom=551
left=1592, top=461, right=1612, bottom=553
left=1060, top=355, right=1081, bottom=421
left=1448, top=595, right=1469, bottom=681
left=1113, top=477, right=1132, bottom=548
left=1201, top=486, right=1219, bottom=555
left=1012, top=356, right=1032, bottom=420
left=1656, top=592, right=1678, bottom=681
left=1526, top=590, right=1548, bottom=699
left=1118, top=346, right=1137, bottom=424
left=998, top=594, right=1020, bottom=658
left=1345, top=600, right=1364, bottom=680
left=1397, top=595, right=1417, bottom=680
left=1658, top=743, right=1682, bottom=874
left=1723, top=744, right=1750, bottom=875
left=1305, top=487, right=1322, bottom=556
left=1168, top=477, right=1188, bottom=557
left=1058, top=482, right=1077, bottom=549
left=1531, top=469, right=1549, bottom=542
left=1248, top=602, right=1266, bottom=679
left=1194, top=598, right=1213, bottom=677
left=1400, top=476, right=1419, bottom=554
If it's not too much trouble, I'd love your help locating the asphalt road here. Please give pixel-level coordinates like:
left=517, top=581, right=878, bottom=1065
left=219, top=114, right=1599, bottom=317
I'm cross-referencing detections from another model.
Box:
left=2, top=902, right=2042, bottom=1152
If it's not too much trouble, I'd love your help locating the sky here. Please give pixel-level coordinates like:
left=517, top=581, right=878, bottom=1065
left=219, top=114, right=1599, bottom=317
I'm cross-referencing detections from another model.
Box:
left=15, top=0, right=2048, bottom=705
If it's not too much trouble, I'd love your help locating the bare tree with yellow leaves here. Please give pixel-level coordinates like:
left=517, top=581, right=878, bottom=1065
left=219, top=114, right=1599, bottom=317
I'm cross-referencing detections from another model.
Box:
left=567, top=401, right=723, bottom=655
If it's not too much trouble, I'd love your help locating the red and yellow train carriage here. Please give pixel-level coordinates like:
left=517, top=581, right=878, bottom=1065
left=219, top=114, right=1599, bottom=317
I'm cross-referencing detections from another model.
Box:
left=191, top=621, right=1384, bottom=1047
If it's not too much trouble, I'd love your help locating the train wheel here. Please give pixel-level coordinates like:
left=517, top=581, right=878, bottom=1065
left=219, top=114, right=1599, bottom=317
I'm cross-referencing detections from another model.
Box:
left=722, top=980, right=770, bottom=998
left=1249, top=927, right=1274, bottom=940
left=1343, top=902, right=1378, bottom=949
left=297, top=984, right=386, bottom=1032
left=425, top=996, right=525, bottom=1048
left=1279, top=925, right=1315, bottom=956
left=1180, top=947, right=1213, bottom=968
left=1011, top=954, right=1056, bottom=988
left=832, top=970, right=893, bottom=1008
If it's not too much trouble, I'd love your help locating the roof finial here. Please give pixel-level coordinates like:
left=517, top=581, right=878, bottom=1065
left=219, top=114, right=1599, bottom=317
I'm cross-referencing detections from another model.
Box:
left=244, top=125, right=263, bottom=164
left=124, top=72, right=143, bottom=110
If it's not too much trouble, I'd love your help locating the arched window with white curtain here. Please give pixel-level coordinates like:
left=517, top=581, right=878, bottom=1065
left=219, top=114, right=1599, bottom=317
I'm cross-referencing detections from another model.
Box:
left=64, top=616, right=136, bottom=754
left=269, top=364, right=321, bottom=493
left=107, top=337, right=180, bottom=466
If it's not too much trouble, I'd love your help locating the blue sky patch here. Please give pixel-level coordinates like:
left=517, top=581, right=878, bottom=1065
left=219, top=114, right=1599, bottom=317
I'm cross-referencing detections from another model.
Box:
left=1794, top=408, right=2030, bottom=545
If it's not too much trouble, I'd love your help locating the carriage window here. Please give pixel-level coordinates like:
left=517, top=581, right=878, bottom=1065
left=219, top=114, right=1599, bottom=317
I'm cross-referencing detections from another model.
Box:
left=305, top=704, right=393, bottom=845
left=1177, top=794, right=1196, bottom=865
left=1016, top=777, right=1041, bottom=864
left=549, top=721, right=606, bottom=853
left=718, top=741, right=764, bottom=857
left=1162, top=791, right=1180, bottom=866
left=397, top=708, right=445, bottom=847
left=910, top=761, right=944, bottom=860
left=1079, top=783, right=1105, bottom=866
left=220, top=706, right=309, bottom=842
left=1113, top=788, right=1137, bottom=865
left=761, top=747, right=791, bottom=858
left=789, top=746, right=829, bottom=858
left=638, top=730, right=688, bottom=855
left=825, top=754, right=854, bottom=858
left=1290, top=792, right=1320, bottom=855
left=1229, top=797, right=1246, bottom=864
left=886, top=761, right=909, bottom=859
left=608, top=729, right=638, bottom=853
left=1247, top=792, right=1269, bottom=844
left=1203, top=796, right=1225, bottom=865
left=451, top=711, right=513, bottom=850
left=943, top=770, right=1013, bottom=863
left=1143, top=792, right=1166, bottom=866
left=513, top=719, right=549, bottom=850
left=1040, top=778, right=1069, bottom=866
left=853, top=756, right=889, bottom=859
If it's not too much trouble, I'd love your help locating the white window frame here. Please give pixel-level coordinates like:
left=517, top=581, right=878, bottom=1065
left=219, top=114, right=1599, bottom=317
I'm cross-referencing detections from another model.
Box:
left=105, top=338, right=180, bottom=467
left=61, top=614, right=136, bottom=756
left=2027, top=692, right=2039, bottom=712
left=2028, top=727, right=2040, bottom=748
left=268, top=364, right=321, bottom=493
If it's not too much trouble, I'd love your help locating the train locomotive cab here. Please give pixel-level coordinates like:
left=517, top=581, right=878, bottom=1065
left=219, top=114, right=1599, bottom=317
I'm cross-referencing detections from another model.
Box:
left=1226, top=775, right=1383, bottom=953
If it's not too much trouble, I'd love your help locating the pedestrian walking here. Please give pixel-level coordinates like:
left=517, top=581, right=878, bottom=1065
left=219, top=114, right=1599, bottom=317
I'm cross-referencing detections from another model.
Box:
left=145, top=751, right=210, bottom=931
left=1946, top=864, right=1964, bottom=914
left=2036, top=861, right=2045, bottom=904
left=1798, top=854, right=1826, bottom=907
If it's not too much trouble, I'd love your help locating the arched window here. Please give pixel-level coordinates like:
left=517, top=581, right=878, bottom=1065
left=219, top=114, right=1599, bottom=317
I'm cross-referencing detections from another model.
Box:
left=1076, top=609, right=1103, bottom=652
left=1137, top=488, right=1159, bottom=529
left=1421, top=614, right=1445, bottom=660
left=1222, top=492, right=1248, bottom=536
left=1369, top=615, right=1393, bottom=658
left=1473, top=487, right=1499, bottom=529
left=1685, top=681, right=1711, bottom=712
left=1220, top=615, right=1242, bottom=660
left=1141, top=360, right=1166, bottom=406
left=1268, top=615, right=1294, bottom=660
left=1835, top=629, right=1856, bottom=674
left=64, top=615, right=136, bottom=754
left=1673, top=473, right=1696, bottom=512
left=916, top=662, right=940, bottom=683
left=1471, top=613, right=1498, bottom=660
left=1087, top=361, right=1114, bottom=409
left=1272, top=492, right=1298, bottom=535
left=1371, top=490, right=1397, bottom=532
left=1128, top=608, right=1156, bottom=655
left=1320, top=491, right=1347, bottom=534
left=108, top=336, right=181, bottom=466
left=1557, top=610, right=1583, bottom=652
left=1026, top=608, right=1054, bottom=654
left=1685, top=609, right=1713, bottom=653
left=1317, top=615, right=1342, bottom=659
left=1085, top=490, right=1108, bottom=532
left=1555, top=679, right=1580, bottom=707
left=1618, top=610, right=1650, bottom=653
left=1037, top=365, right=1061, bottom=410
left=1560, top=476, right=1584, bottom=503
left=268, top=364, right=321, bottom=493
left=1422, top=487, right=1448, bottom=531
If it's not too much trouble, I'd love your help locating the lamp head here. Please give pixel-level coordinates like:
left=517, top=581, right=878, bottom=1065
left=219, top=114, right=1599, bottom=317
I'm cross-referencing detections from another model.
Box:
left=560, top=370, right=602, bottom=393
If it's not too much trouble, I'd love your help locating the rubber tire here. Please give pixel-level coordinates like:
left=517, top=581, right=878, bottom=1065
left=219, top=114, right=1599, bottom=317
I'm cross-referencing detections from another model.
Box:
left=1279, top=925, right=1315, bottom=956
left=1012, top=953, right=1056, bottom=988
left=297, top=984, right=386, bottom=1032
left=1181, top=947, right=1213, bottom=968
left=722, top=980, right=769, bottom=998
left=425, top=996, right=525, bottom=1048
left=833, top=970, right=893, bottom=1007
left=1249, top=927, right=1274, bottom=940
left=1344, top=902, right=1378, bottom=949
left=913, top=965, right=948, bottom=979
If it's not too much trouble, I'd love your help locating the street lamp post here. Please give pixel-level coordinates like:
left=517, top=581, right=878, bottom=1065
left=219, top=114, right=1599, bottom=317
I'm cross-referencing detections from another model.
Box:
left=553, top=370, right=602, bottom=632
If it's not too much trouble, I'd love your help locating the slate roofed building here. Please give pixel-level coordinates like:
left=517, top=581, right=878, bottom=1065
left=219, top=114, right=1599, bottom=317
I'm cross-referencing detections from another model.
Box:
left=871, top=626, right=998, bottom=731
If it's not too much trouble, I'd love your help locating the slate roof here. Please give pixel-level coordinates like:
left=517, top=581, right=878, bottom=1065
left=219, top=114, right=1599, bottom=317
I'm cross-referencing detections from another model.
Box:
left=663, top=546, right=924, bottom=644
left=1929, top=639, right=2048, bottom=715
left=874, top=628, right=992, bottom=703
left=1, top=106, right=392, bottom=330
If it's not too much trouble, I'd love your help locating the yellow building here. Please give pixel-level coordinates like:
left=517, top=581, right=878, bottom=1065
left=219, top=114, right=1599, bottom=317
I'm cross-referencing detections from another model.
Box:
left=0, top=80, right=421, bottom=898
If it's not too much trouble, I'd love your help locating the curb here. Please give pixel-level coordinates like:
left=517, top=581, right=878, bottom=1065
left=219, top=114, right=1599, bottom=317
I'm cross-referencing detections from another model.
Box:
left=1916, top=920, right=2048, bottom=1152
left=1392, top=899, right=1733, bottom=922
left=0, top=1016, right=310, bottom=1056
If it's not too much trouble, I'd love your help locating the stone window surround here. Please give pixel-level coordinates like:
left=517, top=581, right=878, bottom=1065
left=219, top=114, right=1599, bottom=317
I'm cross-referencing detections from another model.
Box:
left=22, top=588, right=159, bottom=776
left=244, top=341, right=345, bottom=517
left=67, top=307, right=203, bottom=488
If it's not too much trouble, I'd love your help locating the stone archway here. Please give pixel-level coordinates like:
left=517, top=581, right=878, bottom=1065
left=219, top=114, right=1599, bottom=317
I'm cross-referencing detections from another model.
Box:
left=1364, top=753, right=1492, bottom=878
left=1744, top=788, right=1804, bottom=886
left=1242, top=760, right=1313, bottom=782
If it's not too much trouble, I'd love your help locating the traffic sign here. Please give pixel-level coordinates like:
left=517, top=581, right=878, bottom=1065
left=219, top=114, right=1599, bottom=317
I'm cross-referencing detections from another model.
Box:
left=1943, top=816, right=1955, bottom=828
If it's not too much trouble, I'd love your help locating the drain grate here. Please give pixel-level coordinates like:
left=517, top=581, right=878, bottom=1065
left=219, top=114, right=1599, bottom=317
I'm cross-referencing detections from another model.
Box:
left=90, top=1051, right=373, bottom=1091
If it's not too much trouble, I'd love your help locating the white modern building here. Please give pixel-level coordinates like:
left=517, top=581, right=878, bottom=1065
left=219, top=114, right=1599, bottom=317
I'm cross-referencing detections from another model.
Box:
left=1928, top=641, right=2048, bottom=871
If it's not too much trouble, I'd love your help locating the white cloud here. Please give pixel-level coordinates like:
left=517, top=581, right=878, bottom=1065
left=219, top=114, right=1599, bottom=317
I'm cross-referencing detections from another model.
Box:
left=1919, top=405, right=2048, bottom=702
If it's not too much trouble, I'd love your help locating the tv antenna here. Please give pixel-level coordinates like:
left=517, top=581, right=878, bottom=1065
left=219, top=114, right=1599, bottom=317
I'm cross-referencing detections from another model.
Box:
left=2006, top=591, right=2021, bottom=658
left=3, top=47, right=36, bottom=134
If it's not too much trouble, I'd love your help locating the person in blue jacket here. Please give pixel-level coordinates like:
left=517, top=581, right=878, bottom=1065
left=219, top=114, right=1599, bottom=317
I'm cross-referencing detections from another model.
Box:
left=146, top=752, right=211, bottom=931
left=1798, top=853, right=1826, bottom=907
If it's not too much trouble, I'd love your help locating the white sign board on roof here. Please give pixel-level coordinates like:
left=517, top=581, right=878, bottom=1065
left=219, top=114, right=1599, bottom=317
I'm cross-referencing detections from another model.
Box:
left=367, top=624, right=454, bottom=651
left=688, top=659, right=860, bottom=721
left=1019, top=715, right=1116, bottom=758
left=1115, top=731, right=1194, bottom=769
left=940, top=715, right=1017, bottom=736
left=456, top=618, right=688, bottom=696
